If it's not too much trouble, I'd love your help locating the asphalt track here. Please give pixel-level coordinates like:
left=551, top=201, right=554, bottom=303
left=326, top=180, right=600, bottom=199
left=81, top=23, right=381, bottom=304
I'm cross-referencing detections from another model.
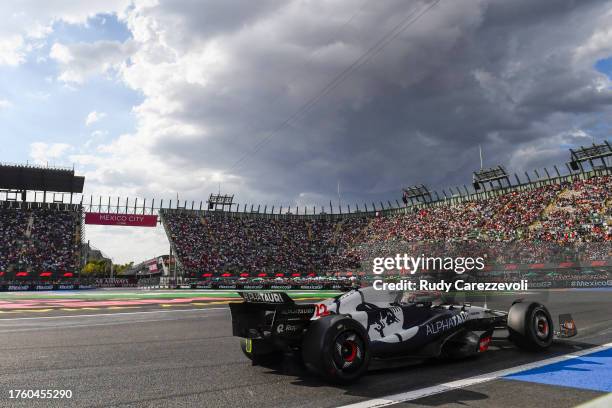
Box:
left=0, top=288, right=610, bottom=407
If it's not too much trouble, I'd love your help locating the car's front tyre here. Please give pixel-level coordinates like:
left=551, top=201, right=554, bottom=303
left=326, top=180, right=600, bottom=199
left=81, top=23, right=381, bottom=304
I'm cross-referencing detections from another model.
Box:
left=507, top=302, right=554, bottom=350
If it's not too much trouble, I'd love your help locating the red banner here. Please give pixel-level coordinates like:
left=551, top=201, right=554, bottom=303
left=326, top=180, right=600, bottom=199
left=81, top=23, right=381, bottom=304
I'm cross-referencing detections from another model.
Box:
left=85, top=212, right=158, bottom=227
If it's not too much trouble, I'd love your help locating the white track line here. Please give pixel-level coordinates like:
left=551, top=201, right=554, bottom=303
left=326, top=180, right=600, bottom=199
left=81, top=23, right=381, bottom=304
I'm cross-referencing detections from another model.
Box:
left=0, top=307, right=228, bottom=321
left=337, top=342, right=612, bottom=408
left=576, top=393, right=612, bottom=408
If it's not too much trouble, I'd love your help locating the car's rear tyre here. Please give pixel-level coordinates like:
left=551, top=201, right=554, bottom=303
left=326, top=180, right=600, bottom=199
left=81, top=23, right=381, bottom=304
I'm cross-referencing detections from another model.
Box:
left=507, top=302, right=553, bottom=350
left=302, top=315, right=370, bottom=384
left=240, top=338, right=282, bottom=366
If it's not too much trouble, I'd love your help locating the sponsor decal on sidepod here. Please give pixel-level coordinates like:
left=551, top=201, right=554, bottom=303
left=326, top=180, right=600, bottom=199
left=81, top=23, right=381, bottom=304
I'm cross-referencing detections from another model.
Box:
left=426, top=312, right=468, bottom=336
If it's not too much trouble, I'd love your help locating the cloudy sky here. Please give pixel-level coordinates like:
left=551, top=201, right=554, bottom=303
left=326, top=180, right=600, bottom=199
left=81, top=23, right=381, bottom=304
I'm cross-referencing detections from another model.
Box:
left=1, top=0, right=612, bottom=263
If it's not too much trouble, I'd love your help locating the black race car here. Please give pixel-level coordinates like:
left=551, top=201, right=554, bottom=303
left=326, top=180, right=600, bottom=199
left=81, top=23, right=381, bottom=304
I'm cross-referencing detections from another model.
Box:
left=229, top=287, right=577, bottom=383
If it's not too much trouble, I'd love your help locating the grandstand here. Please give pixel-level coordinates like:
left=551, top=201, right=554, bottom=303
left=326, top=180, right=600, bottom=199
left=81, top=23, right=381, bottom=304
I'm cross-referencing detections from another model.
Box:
left=0, top=145, right=610, bottom=287
left=0, top=164, right=83, bottom=280
left=160, top=170, right=611, bottom=278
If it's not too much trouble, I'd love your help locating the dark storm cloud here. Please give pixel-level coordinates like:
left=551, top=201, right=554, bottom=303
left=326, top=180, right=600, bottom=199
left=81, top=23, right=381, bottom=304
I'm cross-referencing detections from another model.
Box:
left=134, top=0, right=285, bottom=51
left=146, top=0, right=612, bottom=205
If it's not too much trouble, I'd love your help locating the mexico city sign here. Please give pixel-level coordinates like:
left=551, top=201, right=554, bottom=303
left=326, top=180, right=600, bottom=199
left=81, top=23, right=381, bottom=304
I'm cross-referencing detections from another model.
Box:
left=85, top=212, right=158, bottom=227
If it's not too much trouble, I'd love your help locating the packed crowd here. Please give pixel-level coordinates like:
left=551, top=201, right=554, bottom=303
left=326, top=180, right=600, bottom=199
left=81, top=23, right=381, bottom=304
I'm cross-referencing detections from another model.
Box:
left=164, top=214, right=363, bottom=274
left=162, top=174, right=611, bottom=275
left=362, top=183, right=565, bottom=242
left=0, top=207, right=81, bottom=274
left=529, top=176, right=612, bottom=242
left=479, top=269, right=612, bottom=284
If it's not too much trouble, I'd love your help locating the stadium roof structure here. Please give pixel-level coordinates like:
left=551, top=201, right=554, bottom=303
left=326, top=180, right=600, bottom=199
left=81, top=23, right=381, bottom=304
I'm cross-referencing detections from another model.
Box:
left=0, top=163, right=84, bottom=194
left=472, top=165, right=510, bottom=191
left=207, top=193, right=234, bottom=210
left=569, top=141, right=612, bottom=172
left=402, top=184, right=433, bottom=204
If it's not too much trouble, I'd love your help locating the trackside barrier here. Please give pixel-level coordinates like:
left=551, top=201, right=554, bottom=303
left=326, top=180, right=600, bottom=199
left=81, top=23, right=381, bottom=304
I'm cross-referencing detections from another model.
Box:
left=0, top=284, right=97, bottom=291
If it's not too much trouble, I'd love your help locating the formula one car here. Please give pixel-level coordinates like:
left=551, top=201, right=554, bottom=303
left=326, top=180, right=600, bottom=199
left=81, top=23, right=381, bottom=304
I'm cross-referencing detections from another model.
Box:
left=229, top=288, right=577, bottom=383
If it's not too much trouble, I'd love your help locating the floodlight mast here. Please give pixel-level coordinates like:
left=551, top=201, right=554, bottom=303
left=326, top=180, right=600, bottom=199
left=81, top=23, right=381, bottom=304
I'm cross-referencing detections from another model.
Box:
left=207, top=193, right=234, bottom=211
left=568, top=141, right=612, bottom=172
left=472, top=165, right=511, bottom=192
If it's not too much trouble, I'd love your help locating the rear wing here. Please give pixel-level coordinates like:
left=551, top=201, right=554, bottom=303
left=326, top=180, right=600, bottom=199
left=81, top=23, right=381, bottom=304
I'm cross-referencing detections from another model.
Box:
left=239, top=291, right=294, bottom=304
left=230, top=291, right=315, bottom=339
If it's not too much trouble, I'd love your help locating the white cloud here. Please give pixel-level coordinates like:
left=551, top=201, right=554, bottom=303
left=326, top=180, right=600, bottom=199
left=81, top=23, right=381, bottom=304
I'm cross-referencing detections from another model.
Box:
left=50, top=40, right=137, bottom=84
left=49, top=42, right=72, bottom=63
left=0, top=98, right=11, bottom=109
left=0, top=1, right=131, bottom=66
left=26, top=91, right=50, bottom=101
left=29, top=142, right=72, bottom=165
left=85, top=110, right=107, bottom=126
left=0, top=35, right=26, bottom=65
left=574, top=9, right=612, bottom=65
left=84, top=226, right=170, bottom=264
left=84, top=130, right=109, bottom=149
left=91, top=130, right=108, bottom=138
left=507, top=128, right=594, bottom=172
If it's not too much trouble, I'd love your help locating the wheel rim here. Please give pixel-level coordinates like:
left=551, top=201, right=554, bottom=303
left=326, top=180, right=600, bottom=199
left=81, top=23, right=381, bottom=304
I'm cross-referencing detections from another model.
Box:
left=534, top=311, right=550, bottom=340
left=332, top=331, right=364, bottom=373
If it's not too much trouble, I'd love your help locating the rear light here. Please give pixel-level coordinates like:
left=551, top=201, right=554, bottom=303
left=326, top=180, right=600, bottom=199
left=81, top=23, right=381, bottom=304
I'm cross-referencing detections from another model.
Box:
left=479, top=336, right=492, bottom=352
left=258, top=273, right=267, bottom=277
left=291, top=273, right=300, bottom=277
left=275, top=273, right=284, bottom=277
left=63, top=272, right=74, bottom=278
left=16, top=272, right=28, bottom=277
left=240, top=273, right=249, bottom=277
left=40, top=272, right=52, bottom=277
left=221, top=273, right=232, bottom=277
left=307, top=273, right=316, bottom=277
left=0, top=272, right=5, bottom=277
left=202, top=273, right=213, bottom=277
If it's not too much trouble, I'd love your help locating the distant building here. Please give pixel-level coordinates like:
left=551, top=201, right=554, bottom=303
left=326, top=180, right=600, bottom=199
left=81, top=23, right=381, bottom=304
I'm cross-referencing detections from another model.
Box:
left=82, top=242, right=111, bottom=264
left=123, top=255, right=173, bottom=278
